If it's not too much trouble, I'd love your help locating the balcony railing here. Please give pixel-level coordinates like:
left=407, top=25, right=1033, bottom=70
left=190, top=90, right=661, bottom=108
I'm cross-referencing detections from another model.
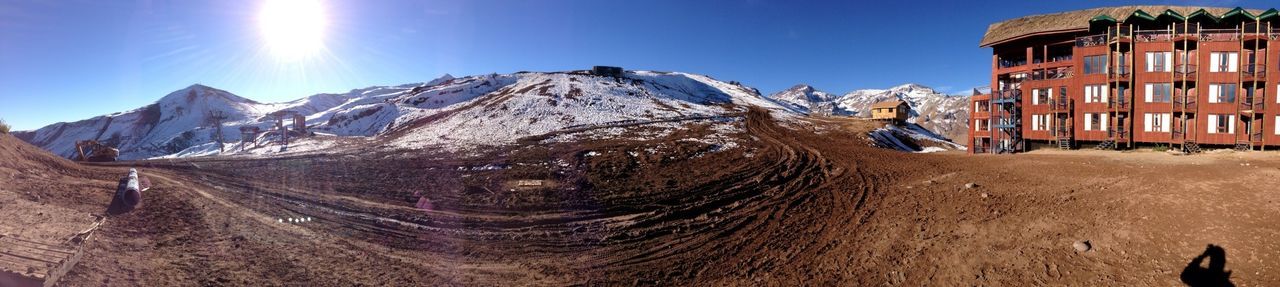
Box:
left=1029, top=67, right=1073, bottom=81
left=1238, top=96, right=1265, bottom=111
left=1200, top=29, right=1240, bottom=41
left=1135, top=30, right=1172, bottom=42
left=999, top=59, right=1027, bottom=69
left=1175, top=93, right=1198, bottom=111
left=1108, top=95, right=1130, bottom=109
left=1175, top=64, right=1197, bottom=78
left=1108, top=128, right=1129, bottom=140
left=1075, top=34, right=1107, bottom=47
left=1109, top=65, right=1131, bottom=77
left=1053, top=126, right=1072, bottom=138
left=1049, top=98, right=1071, bottom=111
left=1243, top=64, right=1267, bottom=79
left=992, top=89, right=1022, bottom=103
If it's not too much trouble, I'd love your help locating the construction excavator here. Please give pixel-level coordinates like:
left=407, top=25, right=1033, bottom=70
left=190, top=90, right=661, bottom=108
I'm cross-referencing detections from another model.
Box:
left=74, top=140, right=119, bottom=162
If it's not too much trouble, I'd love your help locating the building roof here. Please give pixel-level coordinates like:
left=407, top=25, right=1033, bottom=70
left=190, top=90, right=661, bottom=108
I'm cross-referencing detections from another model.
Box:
left=979, top=6, right=1272, bottom=47
left=871, top=100, right=907, bottom=109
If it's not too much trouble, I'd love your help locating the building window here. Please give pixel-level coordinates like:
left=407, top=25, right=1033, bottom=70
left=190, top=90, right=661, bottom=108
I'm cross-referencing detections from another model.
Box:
left=1209, top=84, right=1236, bottom=103
left=1209, top=52, right=1238, bottom=72
left=974, top=119, right=989, bottom=131
left=1145, top=113, right=1170, bottom=132
left=1083, top=55, right=1107, bottom=74
left=1145, top=83, right=1172, bottom=103
left=1030, top=114, right=1050, bottom=131
left=1084, top=113, right=1108, bottom=131
left=1146, top=52, right=1171, bottom=72
left=1208, top=114, right=1234, bottom=134
left=1275, top=115, right=1279, bottom=135
left=1032, top=88, right=1051, bottom=105
left=1084, top=85, right=1107, bottom=103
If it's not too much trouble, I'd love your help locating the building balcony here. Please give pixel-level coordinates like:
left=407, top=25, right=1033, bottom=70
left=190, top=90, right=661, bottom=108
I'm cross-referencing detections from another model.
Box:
left=1242, top=65, right=1266, bottom=81
left=1107, top=128, right=1129, bottom=140
left=1172, top=26, right=1200, bottom=41
left=1075, top=34, right=1107, bottom=47
left=1029, top=67, right=1073, bottom=81
left=1108, top=66, right=1131, bottom=80
left=1200, top=29, right=1240, bottom=42
left=1107, top=96, right=1130, bottom=110
left=1243, top=26, right=1268, bottom=41
left=1135, top=30, right=1171, bottom=42
left=998, top=59, right=1027, bottom=69
left=991, top=89, right=1021, bottom=104
left=1108, top=27, right=1132, bottom=42
left=1174, top=94, right=1198, bottom=112
left=1239, top=97, right=1265, bottom=112
left=1052, top=126, right=1073, bottom=138
left=1049, top=98, right=1072, bottom=112
left=1174, top=64, right=1197, bottom=80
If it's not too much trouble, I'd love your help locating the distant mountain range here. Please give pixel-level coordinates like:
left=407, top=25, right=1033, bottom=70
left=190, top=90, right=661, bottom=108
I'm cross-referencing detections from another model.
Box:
left=14, top=71, right=796, bottom=159
left=767, top=83, right=971, bottom=142
left=14, top=70, right=970, bottom=160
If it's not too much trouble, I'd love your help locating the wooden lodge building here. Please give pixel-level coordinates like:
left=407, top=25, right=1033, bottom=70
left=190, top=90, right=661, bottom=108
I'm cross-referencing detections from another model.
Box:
left=871, top=100, right=910, bottom=122
left=970, top=6, right=1280, bottom=154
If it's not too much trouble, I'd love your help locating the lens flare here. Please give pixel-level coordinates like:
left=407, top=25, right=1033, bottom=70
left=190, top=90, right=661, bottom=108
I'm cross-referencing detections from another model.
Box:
left=258, top=0, right=327, bottom=62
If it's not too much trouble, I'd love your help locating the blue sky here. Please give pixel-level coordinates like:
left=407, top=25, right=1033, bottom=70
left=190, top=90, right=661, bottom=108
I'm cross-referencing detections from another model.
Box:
left=0, top=0, right=1269, bottom=130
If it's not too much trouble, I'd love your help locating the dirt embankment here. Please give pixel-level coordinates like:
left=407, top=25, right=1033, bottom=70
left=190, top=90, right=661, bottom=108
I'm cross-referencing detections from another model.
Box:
left=4, top=109, right=1279, bottom=286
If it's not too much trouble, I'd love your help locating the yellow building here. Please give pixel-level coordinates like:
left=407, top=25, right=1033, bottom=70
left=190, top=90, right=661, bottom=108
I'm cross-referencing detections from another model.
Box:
left=871, top=100, right=909, bottom=121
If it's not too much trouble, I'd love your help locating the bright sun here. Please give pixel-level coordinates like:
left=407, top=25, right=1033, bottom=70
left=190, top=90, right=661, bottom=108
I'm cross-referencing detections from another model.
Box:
left=258, top=0, right=327, bottom=61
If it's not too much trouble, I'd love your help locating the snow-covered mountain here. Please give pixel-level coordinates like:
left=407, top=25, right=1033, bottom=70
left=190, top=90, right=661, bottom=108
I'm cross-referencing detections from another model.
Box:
left=767, top=83, right=970, bottom=143
left=15, top=70, right=794, bottom=159
left=767, top=84, right=841, bottom=116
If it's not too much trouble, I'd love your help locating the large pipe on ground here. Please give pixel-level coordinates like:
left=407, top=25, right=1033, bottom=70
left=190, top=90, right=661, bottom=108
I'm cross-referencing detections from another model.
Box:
left=118, top=168, right=143, bottom=209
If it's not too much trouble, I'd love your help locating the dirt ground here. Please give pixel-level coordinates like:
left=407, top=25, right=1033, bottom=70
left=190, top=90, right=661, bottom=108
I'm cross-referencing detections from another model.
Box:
left=1, top=109, right=1278, bottom=286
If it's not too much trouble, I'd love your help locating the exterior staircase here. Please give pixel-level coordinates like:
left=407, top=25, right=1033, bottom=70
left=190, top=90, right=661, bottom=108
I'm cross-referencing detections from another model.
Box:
left=1096, top=139, right=1116, bottom=150
left=1056, top=137, right=1072, bottom=150
left=1234, top=141, right=1251, bottom=152
left=1182, top=141, right=1202, bottom=154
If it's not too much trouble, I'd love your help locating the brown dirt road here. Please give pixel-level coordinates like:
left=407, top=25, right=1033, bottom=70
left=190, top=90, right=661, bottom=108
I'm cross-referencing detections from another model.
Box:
left=2, top=109, right=1278, bottom=286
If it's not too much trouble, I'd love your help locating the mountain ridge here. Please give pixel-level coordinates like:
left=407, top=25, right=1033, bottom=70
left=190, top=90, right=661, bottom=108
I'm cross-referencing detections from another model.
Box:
left=15, top=70, right=798, bottom=159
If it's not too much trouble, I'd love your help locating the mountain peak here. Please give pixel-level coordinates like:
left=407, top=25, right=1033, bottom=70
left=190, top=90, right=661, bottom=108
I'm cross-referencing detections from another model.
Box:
left=786, top=84, right=815, bottom=91
left=891, top=83, right=933, bottom=93
left=159, top=83, right=259, bottom=106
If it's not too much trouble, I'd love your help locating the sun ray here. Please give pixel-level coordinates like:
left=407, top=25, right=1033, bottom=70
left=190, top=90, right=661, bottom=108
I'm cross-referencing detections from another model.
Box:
left=258, top=0, right=327, bottom=62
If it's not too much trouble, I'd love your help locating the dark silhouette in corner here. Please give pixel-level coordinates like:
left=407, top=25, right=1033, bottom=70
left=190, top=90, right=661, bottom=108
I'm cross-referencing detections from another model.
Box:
left=1180, top=244, right=1234, bottom=287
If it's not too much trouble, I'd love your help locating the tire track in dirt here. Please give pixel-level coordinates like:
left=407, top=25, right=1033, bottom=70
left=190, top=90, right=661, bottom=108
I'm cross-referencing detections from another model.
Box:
left=125, top=108, right=899, bottom=285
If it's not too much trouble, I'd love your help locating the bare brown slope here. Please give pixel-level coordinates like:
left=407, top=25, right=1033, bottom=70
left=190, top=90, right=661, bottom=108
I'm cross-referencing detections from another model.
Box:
left=0, top=134, right=125, bottom=211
